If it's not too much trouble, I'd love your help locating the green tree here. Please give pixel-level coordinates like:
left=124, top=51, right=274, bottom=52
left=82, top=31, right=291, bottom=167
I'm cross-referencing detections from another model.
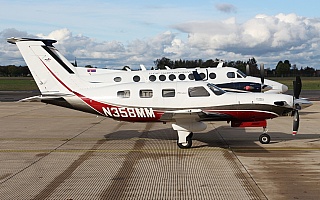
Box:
left=276, top=61, right=290, bottom=77
left=154, top=57, right=173, bottom=69
left=8, top=65, right=18, bottom=76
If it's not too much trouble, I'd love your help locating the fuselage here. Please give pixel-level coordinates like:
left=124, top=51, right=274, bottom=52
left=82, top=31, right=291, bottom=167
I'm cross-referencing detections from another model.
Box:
left=74, top=66, right=288, bottom=93
left=66, top=81, right=294, bottom=123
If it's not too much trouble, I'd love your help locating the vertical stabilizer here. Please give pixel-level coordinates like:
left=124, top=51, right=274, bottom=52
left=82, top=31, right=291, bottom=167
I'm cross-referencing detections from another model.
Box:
left=7, top=38, right=85, bottom=96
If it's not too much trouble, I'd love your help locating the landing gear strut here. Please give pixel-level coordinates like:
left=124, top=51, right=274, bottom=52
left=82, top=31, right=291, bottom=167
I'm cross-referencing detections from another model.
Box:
left=177, top=132, right=193, bottom=149
left=259, top=127, right=270, bottom=144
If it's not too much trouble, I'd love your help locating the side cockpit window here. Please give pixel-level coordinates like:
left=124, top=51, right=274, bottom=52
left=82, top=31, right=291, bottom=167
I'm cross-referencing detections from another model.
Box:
left=227, top=72, right=235, bottom=78
left=188, top=86, right=210, bottom=97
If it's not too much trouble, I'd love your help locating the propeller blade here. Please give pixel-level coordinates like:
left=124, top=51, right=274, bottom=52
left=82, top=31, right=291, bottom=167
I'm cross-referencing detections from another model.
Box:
left=246, top=64, right=250, bottom=75
left=292, top=110, right=300, bottom=135
left=260, top=63, right=265, bottom=85
left=293, top=76, right=302, bottom=99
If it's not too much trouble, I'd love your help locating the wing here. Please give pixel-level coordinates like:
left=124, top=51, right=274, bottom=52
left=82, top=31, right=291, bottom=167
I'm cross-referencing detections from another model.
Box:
left=160, top=109, right=232, bottom=122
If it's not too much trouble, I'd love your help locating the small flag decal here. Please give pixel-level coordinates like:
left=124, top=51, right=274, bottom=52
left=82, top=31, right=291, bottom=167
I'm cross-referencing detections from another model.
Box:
left=87, top=68, right=96, bottom=72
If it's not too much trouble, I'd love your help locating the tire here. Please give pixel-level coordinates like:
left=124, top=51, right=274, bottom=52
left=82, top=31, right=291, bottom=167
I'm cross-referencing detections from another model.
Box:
left=259, top=133, right=270, bottom=144
left=177, top=133, right=193, bottom=149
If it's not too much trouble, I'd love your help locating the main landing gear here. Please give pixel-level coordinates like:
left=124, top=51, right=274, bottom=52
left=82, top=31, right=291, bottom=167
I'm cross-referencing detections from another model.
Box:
left=259, top=127, right=270, bottom=144
left=172, top=122, right=207, bottom=149
left=177, top=132, right=193, bottom=149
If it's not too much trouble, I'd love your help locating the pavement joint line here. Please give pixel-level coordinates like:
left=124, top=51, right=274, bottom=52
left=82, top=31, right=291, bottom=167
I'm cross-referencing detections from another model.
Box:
left=212, top=123, right=269, bottom=200
left=0, top=117, right=107, bottom=185
left=0, top=148, right=223, bottom=153
left=0, top=137, right=156, bottom=141
left=1, top=147, right=320, bottom=153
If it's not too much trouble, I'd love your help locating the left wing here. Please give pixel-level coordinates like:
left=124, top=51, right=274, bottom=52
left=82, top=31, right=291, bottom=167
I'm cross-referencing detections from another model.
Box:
left=160, top=109, right=232, bottom=122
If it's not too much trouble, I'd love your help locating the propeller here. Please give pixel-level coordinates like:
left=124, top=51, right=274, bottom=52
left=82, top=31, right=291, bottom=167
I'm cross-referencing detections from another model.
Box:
left=259, top=63, right=273, bottom=92
left=260, top=63, right=265, bottom=85
left=292, top=76, right=302, bottom=135
left=246, top=64, right=250, bottom=75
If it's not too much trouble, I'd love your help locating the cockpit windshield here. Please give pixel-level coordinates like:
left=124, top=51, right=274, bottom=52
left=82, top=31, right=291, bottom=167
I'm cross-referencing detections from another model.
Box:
left=207, top=83, right=226, bottom=95
left=237, top=69, right=247, bottom=78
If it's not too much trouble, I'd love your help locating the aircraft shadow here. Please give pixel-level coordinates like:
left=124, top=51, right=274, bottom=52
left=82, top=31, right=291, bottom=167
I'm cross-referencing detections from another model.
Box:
left=103, top=124, right=320, bottom=154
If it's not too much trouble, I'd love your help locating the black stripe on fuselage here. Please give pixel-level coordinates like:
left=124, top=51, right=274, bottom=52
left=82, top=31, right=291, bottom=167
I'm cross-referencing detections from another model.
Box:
left=42, top=46, right=74, bottom=74
left=216, top=82, right=261, bottom=92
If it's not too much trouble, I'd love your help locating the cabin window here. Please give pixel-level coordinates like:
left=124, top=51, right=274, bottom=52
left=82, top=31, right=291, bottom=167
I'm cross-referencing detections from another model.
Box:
left=140, top=90, right=153, bottom=98
left=188, top=74, right=194, bottom=80
left=149, top=75, right=156, bottom=82
left=162, top=89, right=175, bottom=97
left=199, top=73, right=206, bottom=79
left=179, top=74, right=186, bottom=80
left=188, top=86, right=210, bottom=97
left=133, top=75, right=140, bottom=82
left=209, top=72, right=216, bottom=79
left=169, top=74, right=176, bottom=81
left=227, top=72, right=235, bottom=78
left=159, top=75, right=166, bottom=81
left=114, top=77, right=122, bottom=82
left=117, top=90, right=130, bottom=98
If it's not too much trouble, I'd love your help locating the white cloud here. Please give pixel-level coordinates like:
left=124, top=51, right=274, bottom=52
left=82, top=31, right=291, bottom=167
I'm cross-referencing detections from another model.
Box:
left=173, top=13, right=320, bottom=68
left=2, top=13, right=320, bottom=69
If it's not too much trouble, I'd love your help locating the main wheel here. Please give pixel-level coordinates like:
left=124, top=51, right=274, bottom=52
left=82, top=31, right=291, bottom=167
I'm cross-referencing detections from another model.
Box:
left=259, top=133, right=270, bottom=144
left=177, top=132, right=193, bottom=149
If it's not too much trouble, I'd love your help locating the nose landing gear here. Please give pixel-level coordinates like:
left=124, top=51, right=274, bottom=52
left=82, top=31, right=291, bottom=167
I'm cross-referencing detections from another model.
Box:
left=259, top=127, right=270, bottom=144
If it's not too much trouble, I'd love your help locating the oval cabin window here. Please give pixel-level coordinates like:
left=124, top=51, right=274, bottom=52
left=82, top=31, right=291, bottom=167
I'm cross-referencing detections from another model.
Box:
left=169, top=74, right=176, bottom=81
left=159, top=75, right=166, bottom=81
left=149, top=75, right=156, bottom=82
left=209, top=73, right=216, bottom=79
left=179, top=74, right=186, bottom=80
left=114, top=77, right=122, bottom=82
left=133, top=75, right=140, bottom=82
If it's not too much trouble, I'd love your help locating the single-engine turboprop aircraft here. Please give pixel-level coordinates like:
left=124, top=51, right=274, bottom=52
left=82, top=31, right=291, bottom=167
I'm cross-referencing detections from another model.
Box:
left=8, top=38, right=302, bottom=148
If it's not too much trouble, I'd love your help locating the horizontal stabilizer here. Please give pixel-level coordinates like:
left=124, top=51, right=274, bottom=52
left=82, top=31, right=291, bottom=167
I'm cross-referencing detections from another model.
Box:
left=19, top=94, right=73, bottom=102
left=7, top=37, right=57, bottom=46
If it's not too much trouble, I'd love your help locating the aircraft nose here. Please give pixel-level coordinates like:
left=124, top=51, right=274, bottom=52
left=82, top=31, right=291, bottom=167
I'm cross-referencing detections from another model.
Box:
left=281, top=84, right=289, bottom=93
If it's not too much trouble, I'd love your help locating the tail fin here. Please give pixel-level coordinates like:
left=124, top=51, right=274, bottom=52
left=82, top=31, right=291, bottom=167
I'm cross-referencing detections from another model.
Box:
left=7, top=38, right=85, bottom=96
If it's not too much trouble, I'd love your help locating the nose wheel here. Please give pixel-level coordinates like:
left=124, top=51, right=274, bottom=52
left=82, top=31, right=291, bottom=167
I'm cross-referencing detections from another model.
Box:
left=259, top=127, right=270, bottom=144
left=259, top=133, right=270, bottom=144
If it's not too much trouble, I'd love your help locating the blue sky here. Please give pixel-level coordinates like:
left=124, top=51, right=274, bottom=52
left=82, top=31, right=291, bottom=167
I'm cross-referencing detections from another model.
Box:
left=1, top=0, right=320, bottom=69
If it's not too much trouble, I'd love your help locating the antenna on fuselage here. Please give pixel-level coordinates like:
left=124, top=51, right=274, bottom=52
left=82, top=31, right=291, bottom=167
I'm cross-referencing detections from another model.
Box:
left=140, top=64, right=147, bottom=71
left=73, top=57, right=77, bottom=67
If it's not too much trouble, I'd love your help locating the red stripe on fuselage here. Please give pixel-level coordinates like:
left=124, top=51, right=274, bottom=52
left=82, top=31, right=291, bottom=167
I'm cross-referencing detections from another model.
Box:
left=39, top=58, right=164, bottom=121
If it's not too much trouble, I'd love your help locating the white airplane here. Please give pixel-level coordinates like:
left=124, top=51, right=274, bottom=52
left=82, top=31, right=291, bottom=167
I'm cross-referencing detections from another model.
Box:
left=8, top=37, right=302, bottom=148
left=73, top=60, right=288, bottom=94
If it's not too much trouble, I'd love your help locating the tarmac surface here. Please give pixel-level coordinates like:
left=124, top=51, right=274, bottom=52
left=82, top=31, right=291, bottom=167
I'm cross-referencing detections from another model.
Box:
left=0, top=101, right=319, bottom=199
